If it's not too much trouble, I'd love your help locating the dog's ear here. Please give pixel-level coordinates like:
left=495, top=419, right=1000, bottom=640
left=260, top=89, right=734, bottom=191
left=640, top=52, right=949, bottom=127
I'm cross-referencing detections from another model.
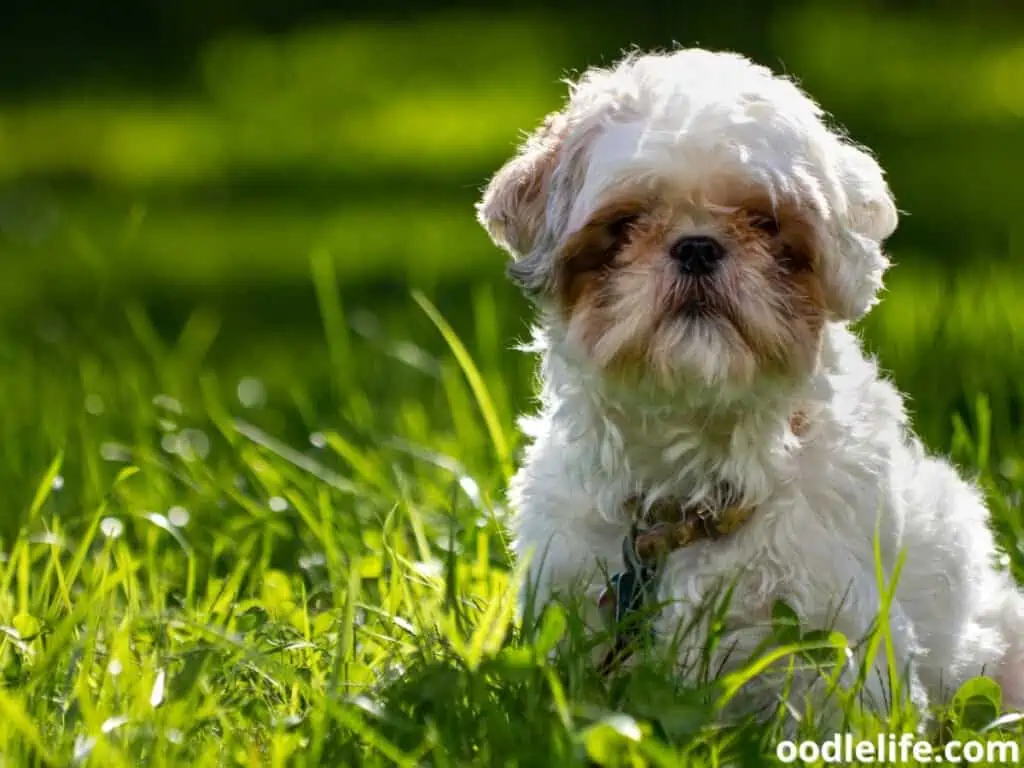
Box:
left=821, top=141, right=898, bottom=321
left=837, top=142, right=898, bottom=243
left=476, top=111, right=568, bottom=296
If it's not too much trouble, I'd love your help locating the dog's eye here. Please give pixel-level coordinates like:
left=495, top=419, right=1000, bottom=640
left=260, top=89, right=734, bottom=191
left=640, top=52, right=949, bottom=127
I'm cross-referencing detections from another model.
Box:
left=778, top=244, right=812, bottom=272
left=566, top=213, right=640, bottom=276
left=605, top=215, right=639, bottom=246
left=750, top=214, right=780, bottom=236
left=584, top=215, right=639, bottom=268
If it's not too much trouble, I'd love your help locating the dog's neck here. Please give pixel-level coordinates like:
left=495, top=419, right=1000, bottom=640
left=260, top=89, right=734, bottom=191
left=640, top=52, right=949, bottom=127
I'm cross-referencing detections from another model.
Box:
left=532, top=326, right=823, bottom=516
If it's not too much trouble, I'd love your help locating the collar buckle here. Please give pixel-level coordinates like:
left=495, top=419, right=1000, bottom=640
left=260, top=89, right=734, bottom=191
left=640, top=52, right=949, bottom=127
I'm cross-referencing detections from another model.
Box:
left=597, top=523, right=659, bottom=675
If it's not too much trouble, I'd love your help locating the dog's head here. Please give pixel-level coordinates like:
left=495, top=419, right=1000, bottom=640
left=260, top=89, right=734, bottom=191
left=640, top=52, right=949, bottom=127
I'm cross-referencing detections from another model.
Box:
left=477, top=49, right=896, bottom=392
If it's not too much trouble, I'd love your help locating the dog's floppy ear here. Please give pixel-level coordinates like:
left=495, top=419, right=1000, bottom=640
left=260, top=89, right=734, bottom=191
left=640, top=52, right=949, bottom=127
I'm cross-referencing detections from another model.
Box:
left=837, top=142, right=898, bottom=243
left=821, top=141, right=899, bottom=321
left=476, top=111, right=568, bottom=295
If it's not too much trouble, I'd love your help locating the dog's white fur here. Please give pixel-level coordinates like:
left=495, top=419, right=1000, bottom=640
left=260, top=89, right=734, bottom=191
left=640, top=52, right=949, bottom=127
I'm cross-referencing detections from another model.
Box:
left=476, top=48, right=1024, bottom=720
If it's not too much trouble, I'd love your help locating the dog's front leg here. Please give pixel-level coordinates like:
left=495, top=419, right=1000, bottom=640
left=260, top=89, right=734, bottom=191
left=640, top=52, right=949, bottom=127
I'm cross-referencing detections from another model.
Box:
left=512, top=505, right=626, bottom=631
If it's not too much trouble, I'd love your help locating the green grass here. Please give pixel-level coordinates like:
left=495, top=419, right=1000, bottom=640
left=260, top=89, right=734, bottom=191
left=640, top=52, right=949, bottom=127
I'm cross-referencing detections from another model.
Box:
left=1, top=265, right=1024, bottom=766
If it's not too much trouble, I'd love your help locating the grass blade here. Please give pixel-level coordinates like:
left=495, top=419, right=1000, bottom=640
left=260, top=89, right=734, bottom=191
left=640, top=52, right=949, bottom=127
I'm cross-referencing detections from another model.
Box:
left=412, top=291, right=511, bottom=479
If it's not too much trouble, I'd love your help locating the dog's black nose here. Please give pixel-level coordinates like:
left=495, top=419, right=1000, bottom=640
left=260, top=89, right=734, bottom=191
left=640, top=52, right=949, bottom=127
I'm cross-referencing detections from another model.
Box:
left=669, top=236, right=725, bottom=276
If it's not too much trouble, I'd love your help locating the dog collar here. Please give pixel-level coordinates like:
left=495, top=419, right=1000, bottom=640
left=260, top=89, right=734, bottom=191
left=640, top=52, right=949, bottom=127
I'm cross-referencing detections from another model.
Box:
left=597, top=408, right=808, bottom=674
left=625, top=493, right=755, bottom=560
left=597, top=495, right=755, bottom=674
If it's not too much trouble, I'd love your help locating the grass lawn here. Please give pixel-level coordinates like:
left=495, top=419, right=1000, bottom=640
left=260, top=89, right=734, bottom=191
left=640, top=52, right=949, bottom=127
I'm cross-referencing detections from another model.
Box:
left=2, top=8, right=1024, bottom=766
left=2, top=267, right=1024, bottom=766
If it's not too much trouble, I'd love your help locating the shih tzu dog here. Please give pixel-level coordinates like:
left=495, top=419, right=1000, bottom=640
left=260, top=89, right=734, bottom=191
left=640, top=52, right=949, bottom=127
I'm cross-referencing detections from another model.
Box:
left=476, top=48, right=1024, bottom=721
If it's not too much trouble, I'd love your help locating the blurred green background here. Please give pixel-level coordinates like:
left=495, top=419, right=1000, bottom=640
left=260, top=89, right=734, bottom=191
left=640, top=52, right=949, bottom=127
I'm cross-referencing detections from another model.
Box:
left=2, top=0, right=1023, bottom=475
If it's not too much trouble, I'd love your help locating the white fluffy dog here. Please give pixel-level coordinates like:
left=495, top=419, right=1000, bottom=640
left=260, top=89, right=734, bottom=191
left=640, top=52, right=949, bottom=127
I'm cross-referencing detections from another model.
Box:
left=476, top=48, right=1024, bottom=721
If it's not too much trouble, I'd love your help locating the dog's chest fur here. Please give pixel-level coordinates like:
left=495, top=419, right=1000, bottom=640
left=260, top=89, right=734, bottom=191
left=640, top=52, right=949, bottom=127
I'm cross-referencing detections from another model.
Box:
left=515, top=323, right=912, bottom=620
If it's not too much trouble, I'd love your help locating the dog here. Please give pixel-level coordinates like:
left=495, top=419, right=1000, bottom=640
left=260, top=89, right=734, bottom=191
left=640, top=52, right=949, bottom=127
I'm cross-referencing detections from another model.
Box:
left=475, top=48, right=1024, bottom=722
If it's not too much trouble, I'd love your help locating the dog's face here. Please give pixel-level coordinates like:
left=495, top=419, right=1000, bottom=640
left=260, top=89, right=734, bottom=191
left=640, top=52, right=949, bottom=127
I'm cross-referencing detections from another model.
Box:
left=478, top=49, right=898, bottom=392
left=546, top=181, right=827, bottom=387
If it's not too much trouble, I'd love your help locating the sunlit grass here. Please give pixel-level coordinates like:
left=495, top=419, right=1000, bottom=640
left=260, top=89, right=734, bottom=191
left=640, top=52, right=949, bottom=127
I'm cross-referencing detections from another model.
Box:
left=1, top=264, right=1023, bottom=765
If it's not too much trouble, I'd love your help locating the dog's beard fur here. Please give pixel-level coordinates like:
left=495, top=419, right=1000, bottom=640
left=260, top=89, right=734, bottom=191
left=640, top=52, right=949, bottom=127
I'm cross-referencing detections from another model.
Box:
left=555, top=186, right=827, bottom=392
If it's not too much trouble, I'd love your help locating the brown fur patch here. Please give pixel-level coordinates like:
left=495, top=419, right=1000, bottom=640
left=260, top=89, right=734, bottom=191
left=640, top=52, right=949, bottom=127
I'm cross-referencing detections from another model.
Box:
left=789, top=408, right=810, bottom=438
left=556, top=186, right=828, bottom=384
left=718, top=205, right=827, bottom=375
left=558, top=198, right=672, bottom=369
left=559, top=201, right=652, bottom=296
